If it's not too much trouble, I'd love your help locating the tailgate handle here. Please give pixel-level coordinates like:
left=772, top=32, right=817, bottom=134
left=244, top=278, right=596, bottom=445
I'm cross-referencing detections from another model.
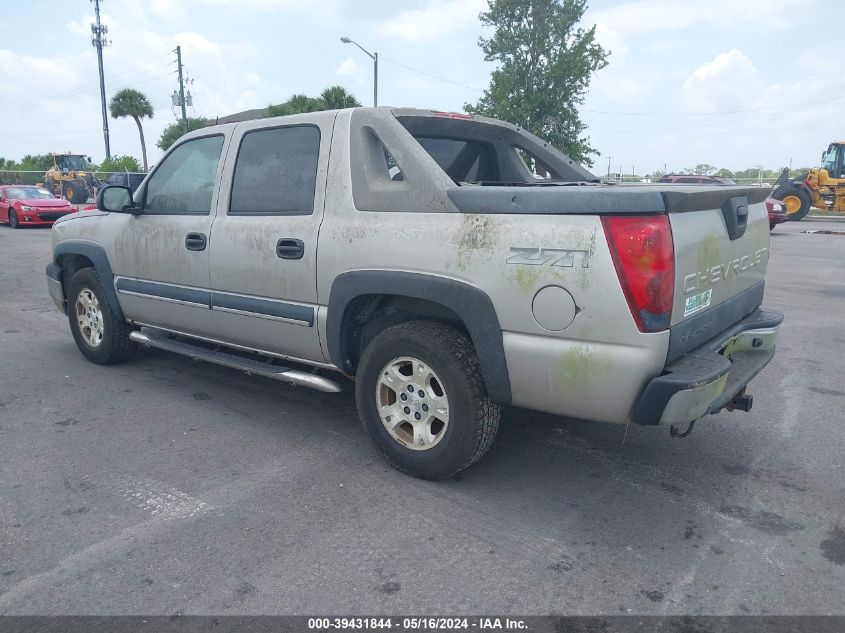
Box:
left=721, top=196, right=749, bottom=240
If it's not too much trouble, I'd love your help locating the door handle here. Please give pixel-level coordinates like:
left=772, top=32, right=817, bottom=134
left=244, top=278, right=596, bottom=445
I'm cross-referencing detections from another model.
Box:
left=276, top=238, right=304, bottom=260
left=185, top=232, right=207, bottom=251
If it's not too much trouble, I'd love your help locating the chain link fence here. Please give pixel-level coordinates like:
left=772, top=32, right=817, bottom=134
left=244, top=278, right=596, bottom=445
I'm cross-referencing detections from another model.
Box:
left=0, top=170, right=147, bottom=203
left=0, top=170, right=146, bottom=186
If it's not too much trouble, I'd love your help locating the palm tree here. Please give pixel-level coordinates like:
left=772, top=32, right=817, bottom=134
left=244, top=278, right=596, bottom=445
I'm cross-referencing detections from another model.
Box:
left=319, top=86, right=361, bottom=110
left=267, top=87, right=361, bottom=118
left=109, top=88, right=154, bottom=171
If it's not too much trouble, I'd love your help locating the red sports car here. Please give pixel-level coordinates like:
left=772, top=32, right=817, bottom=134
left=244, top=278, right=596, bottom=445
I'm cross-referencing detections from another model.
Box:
left=0, top=185, right=76, bottom=228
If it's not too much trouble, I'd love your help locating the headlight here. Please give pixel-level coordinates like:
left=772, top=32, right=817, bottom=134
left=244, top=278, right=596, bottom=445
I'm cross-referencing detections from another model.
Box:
left=21, top=205, right=35, bottom=212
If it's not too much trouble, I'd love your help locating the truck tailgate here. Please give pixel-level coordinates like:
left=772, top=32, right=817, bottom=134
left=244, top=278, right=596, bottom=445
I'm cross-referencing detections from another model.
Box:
left=663, top=186, right=771, bottom=358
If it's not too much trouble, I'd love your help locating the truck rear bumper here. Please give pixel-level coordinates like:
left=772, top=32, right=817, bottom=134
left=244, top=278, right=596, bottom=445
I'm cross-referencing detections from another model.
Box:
left=631, top=308, right=783, bottom=426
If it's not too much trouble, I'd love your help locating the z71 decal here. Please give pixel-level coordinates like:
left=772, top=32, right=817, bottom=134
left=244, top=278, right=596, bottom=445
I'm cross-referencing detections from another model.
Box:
left=506, top=247, right=591, bottom=268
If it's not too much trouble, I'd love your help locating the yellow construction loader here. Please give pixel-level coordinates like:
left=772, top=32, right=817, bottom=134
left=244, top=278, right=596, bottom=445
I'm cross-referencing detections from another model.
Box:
left=41, top=154, right=102, bottom=205
left=773, top=142, right=845, bottom=221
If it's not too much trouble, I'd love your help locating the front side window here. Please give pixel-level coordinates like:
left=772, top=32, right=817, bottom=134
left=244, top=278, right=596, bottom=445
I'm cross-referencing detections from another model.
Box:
left=229, top=126, right=320, bottom=215
left=144, top=135, right=224, bottom=214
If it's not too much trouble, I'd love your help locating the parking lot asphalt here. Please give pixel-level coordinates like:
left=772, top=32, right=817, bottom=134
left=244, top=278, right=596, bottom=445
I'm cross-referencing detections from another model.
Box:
left=0, top=219, right=843, bottom=616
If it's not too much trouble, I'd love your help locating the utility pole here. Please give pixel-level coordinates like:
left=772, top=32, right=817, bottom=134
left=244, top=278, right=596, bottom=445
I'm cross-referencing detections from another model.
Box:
left=175, top=46, right=188, bottom=133
left=91, top=0, right=111, bottom=159
left=607, top=155, right=613, bottom=180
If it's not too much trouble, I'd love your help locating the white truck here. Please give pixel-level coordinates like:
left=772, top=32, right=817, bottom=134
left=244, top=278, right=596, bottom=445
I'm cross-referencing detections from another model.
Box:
left=46, top=107, right=782, bottom=478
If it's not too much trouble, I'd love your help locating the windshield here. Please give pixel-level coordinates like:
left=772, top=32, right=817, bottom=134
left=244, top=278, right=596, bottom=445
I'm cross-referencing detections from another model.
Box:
left=822, top=146, right=838, bottom=172
left=5, top=187, right=56, bottom=200
left=55, top=155, right=87, bottom=171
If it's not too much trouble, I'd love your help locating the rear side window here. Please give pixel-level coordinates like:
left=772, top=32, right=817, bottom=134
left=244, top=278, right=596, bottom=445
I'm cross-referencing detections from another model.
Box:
left=229, top=126, right=320, bottom=215
left=144, top=135, right=224, bottom=215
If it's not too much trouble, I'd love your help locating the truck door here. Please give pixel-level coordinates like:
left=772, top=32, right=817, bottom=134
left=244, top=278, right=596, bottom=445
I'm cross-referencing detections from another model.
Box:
left=207, top=113, right=335, bottom=363
left=109, top=133, right=228, bottom=338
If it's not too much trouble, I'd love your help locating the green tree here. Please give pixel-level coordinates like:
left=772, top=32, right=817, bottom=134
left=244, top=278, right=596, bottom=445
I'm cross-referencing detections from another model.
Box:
left=464, top=0, right=608, bottom=166
left=319, top=85, right=362, bottom=109
left=267, top=93, right=323, bottom=117
left=714, top=168, right=735, bottom=178
left=156, top=117, right=209, bottom=152
left=19, top=154, right=55, bottom=172
left=109, top=88, right=154, bottom=171
left=96, top=154, right=142, bottom=175
left=267, top=86, right=361, bottom=117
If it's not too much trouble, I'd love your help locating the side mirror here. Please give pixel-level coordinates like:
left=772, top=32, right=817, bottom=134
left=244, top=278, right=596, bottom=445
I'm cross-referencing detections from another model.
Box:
left=97, top=185, right=140, bottom=214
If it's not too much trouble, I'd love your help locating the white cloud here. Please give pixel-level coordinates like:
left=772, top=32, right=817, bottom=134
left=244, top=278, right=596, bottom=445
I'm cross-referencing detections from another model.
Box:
left=150, top=0, right=188, bottom=24
left=335, top=57, right=364, bottom=76
left=682, top=49, right=764, bottom=113
left=589, top=0, right=824, bottom=65
left=377, top=0, right=485, bottom=43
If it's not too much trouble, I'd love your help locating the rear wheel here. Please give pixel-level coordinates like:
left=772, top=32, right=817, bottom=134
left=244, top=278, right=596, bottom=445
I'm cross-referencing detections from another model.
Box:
left=775, top=186, right=812, bottom=221
left=67, top=268, right=136, bottom=364
left=8, top=209, right=20, bottom=228
left=355, top=320, right=501, bottom=479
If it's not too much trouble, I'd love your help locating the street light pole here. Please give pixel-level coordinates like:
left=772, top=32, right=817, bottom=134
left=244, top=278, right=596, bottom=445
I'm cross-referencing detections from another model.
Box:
left=340, top=37, right=378, bottom=106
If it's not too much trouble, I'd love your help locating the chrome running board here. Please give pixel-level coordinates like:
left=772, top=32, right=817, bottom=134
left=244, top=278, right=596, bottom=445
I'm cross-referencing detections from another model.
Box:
left=129, top=329, right=344, bottom=393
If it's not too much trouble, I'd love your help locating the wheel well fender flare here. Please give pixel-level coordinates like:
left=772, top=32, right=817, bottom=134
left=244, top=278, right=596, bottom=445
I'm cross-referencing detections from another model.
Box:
left=327, top=270, right=512, bottom=404
left=53, top=240, right=124, bottom=319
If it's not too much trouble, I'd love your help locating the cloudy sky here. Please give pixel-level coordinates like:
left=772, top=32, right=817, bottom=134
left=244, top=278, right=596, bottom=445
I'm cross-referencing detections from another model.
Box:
left=1, top=0, right=842, bottom=174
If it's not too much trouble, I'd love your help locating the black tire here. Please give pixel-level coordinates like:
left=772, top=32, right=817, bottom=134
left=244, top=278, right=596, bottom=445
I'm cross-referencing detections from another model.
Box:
left=64, top=181, right=88, bottom=205
left=8, top=209, right=20, bottom=229
left=67, top=267, right=136, bottom=365
left=773, top=185, right=812, bottom=221
left=355, top=320, right=501, bottom=479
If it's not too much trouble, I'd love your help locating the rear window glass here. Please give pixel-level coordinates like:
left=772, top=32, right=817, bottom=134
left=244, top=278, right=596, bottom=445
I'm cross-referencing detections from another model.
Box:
left=229, top=125, right=320, bottom=215
left=415, top=137, right=498, bottom=183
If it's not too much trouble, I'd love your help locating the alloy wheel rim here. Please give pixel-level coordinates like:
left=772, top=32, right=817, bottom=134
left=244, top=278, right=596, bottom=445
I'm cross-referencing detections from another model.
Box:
left=75, top=288, right=104, bottom=348
left=376, top=356, right=449, bottom=451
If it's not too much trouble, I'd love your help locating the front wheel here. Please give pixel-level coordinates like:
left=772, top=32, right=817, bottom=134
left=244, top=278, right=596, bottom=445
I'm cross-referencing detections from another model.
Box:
left=355, top=321, right=502, bottom=479
left=8, top=209, right=20, bottom=228
left=774, top=186, right=812, bottom=221
left=67, top=268, right=136, bottom=364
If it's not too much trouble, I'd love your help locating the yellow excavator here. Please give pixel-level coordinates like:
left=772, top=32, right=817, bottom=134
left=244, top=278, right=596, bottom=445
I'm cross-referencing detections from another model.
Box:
left=41, top=153, right=102, bottom=205
left=773, top=142, right=845, bottom=221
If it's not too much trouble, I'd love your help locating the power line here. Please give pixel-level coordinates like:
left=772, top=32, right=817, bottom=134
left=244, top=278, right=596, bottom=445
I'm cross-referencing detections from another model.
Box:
left=381, top=57, right=484, bottom=93
left=584, top=94, right=845, bottom=117
left=590, top=100, right=834, bottom=134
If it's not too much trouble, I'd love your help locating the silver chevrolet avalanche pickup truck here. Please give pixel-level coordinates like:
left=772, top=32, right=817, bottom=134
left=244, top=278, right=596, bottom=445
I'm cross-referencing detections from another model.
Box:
left=46, top=107, right=783, bottom=479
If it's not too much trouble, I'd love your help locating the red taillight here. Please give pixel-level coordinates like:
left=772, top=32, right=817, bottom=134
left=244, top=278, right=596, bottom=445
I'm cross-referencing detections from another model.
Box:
left=602, top=215, right=674, bottom=332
